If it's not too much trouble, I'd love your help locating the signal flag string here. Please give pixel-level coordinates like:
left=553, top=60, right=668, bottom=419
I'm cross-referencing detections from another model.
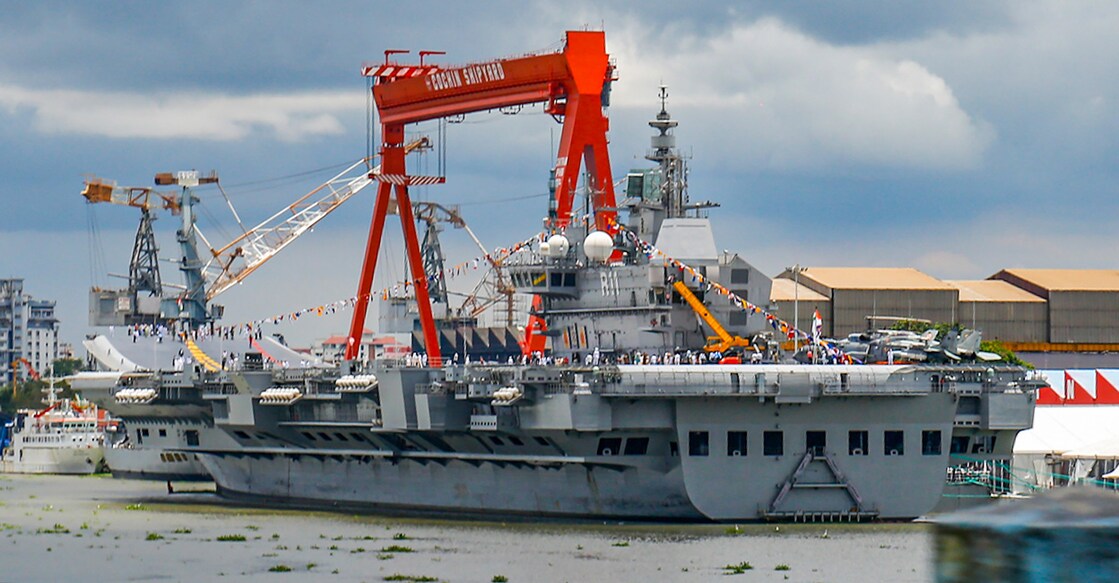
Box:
left=202, top=231, right=545, bottom=336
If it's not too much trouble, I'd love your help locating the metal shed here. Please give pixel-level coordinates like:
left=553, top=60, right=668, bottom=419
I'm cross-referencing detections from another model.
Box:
left=778, top=267, right=959, bottom=338
left=991, top=269, right=1119, bottom=343
left=769, top=277, right=831, bottom=336
left=945, top=280, right=1047, bottom=342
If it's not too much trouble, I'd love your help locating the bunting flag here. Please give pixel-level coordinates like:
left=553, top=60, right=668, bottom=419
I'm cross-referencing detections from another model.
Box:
left=182, top=229, right=545, bottom=340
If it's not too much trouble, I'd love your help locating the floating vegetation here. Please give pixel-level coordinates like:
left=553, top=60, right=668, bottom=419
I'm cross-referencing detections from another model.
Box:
left=383, top=575, right=438, bottom=582
left=725, top=525, right=742, bottom=535
left=173, top=528, right=192, bottom=534
left=329, top=545, right=339, bottom=551
left=145, top=533, right=164, bottom=541
left=246, top=525, right=260, bottom=531
left=381, top=545, right=414, bottom=553
left=723, top=562, right=754, bottom=575
left=216, top=534, right=247, bottom=542
left=611, top=541, right=629, bottom=547
left=38, top=523, right=70, bottom=535
left=351, top=547, right=366, bottom=554
left=124, top=504, right=144, bottom=511
left=271, top=533, right=280, bottom=540
left=492, top=576, right=509, bottom=583
left=392, top=532, right=410, bottom=541
left=79, top=522, right=89, bottom=530
left=268, top=565, right=292, bottom=573
left=774, top=564, right=791, bottom=571
left=377, top=554, right=394, bottom=560
left=306, top=563, right=317, bottom=570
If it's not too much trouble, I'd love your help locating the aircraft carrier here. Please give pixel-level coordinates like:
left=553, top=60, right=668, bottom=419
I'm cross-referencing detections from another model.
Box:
left=84, top=31, right=1042, bottom=520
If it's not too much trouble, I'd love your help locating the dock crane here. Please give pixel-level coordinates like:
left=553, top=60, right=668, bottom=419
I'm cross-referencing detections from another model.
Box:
left=348, top=30, right=620, bottom=361
left=83, top=139, right=431, bottom=327
left=201, top=138, right=432, bottom=301
left=83, top=171, right=218, bottom=326
left=82, top=177, right=184, bottom=306
left=673, top=281, right=752, bottom=353
left=410, top=201, right=515, bottom=324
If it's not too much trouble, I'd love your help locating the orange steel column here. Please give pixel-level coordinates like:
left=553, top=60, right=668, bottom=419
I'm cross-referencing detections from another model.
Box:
left=345, top=179, right=393, bottom=361
left=346, top=122, right=442, bottom=362
left=551, top=31, right=617, bottom=231
left=394, top=182, right=442, bottom=364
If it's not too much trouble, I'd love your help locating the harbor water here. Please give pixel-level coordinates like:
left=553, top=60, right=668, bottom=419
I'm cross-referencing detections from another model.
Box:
left=0, top=474, right=932, bottom=582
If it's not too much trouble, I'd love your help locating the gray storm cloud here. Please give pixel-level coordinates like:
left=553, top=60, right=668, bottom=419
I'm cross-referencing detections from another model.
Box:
left=0, top=84, right=362, bottom=142
left=608, top=18, right=993, bottom=171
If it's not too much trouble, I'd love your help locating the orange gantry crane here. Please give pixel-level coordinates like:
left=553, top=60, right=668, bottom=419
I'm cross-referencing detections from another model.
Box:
left=346, top=30, right=619, bottom=361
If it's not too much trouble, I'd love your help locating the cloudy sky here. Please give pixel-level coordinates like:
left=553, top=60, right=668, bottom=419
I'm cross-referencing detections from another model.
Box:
left=1, top=1, right=1116, bottom=350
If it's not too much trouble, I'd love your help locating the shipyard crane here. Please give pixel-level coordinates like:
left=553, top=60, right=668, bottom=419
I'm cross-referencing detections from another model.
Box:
left=201, top=138, right=432, bottom=301
left=10, top=358, right=40, bottom=381
left=673, top=281, right=752, bottom=353
left=81, top=177, right=184, bottom=301
left=410, top=201, right=516, bottom=324
left=347, top=30, right=619, bottom=361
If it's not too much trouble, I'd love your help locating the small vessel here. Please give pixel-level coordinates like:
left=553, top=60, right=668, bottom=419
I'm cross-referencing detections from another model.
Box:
left=0, top=374, right=115, bottom=475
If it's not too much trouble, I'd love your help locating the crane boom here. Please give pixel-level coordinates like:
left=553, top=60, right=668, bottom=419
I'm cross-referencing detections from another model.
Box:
left=81, top=177, right=180, bottom=213
left=673, top=281, right=751, bottom=353
left=202, top=138, right=430, bottom=301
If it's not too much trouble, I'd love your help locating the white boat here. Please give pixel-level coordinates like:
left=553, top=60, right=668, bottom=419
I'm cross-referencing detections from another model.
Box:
left=1, top=376, right=116, bottom=475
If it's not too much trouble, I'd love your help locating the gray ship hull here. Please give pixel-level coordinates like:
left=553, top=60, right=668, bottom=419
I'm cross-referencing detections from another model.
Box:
left=202, top=451, right=700, bottom=520
left=196, top=363, right=984, bottom=521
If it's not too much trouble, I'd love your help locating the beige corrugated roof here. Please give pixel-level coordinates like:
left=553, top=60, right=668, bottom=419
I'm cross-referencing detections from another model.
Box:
left=994, top=269, right=1119, bottom=292
left=770, top=278, right=829, bottom=302
left=791, top=267, right=955, bottom=291
left=944, top=280, right=1045, bottom=302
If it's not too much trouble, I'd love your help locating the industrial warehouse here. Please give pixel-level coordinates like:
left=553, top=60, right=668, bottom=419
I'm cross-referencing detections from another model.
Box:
left=770, top=267, right=1119, bottom=368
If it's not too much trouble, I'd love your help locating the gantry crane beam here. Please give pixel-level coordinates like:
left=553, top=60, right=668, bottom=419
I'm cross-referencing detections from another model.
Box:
left=347, top=30, right=618, bottom=361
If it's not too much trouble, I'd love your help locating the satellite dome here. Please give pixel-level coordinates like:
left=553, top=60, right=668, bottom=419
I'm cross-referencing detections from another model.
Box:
left=546, top=234, right=570, bottom=257
left=538, top=241, right=551, bottom=256
left=583, top=231, right=614, bottom=262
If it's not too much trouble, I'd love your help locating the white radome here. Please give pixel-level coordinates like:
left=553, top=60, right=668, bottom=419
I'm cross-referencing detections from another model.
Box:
left=538, top=241, right=551, bottom=256
left=546, top=234, right=570, bottom=257
left=583, top=231, right=613, bottom=262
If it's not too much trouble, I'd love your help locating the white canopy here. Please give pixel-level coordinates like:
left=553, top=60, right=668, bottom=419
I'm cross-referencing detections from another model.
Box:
left=1014, top=405, right=1119, bottom=455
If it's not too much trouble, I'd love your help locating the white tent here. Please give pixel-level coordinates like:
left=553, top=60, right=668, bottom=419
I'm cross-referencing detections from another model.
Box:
left=1014, top=406, right=1119, bottom=455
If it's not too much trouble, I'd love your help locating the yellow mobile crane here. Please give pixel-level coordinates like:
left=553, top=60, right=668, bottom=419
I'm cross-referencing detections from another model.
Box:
left=672, top=281, right=751, bottom=353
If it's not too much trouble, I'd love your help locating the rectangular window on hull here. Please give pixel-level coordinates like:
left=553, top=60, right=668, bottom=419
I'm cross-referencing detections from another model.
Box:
left=763, top=431, right=783, bottom=456
left=950, top=436, right=970, bottom=454
left=727, top=431, right=747, bottom=456
left=849, top=430, right=869, bottom=456
left=597, top=437, right=622, bottom=456
left=623, top=437, right=649, bottom=456
left=885, top=430, right=904, bottom=456
left=922, top=430, right=943, bottom=456
left=806, top=431, right=826, bottom=456
left=688, top=431, right=709, bottom=456
left=972, top=435, right=997, bottom=454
